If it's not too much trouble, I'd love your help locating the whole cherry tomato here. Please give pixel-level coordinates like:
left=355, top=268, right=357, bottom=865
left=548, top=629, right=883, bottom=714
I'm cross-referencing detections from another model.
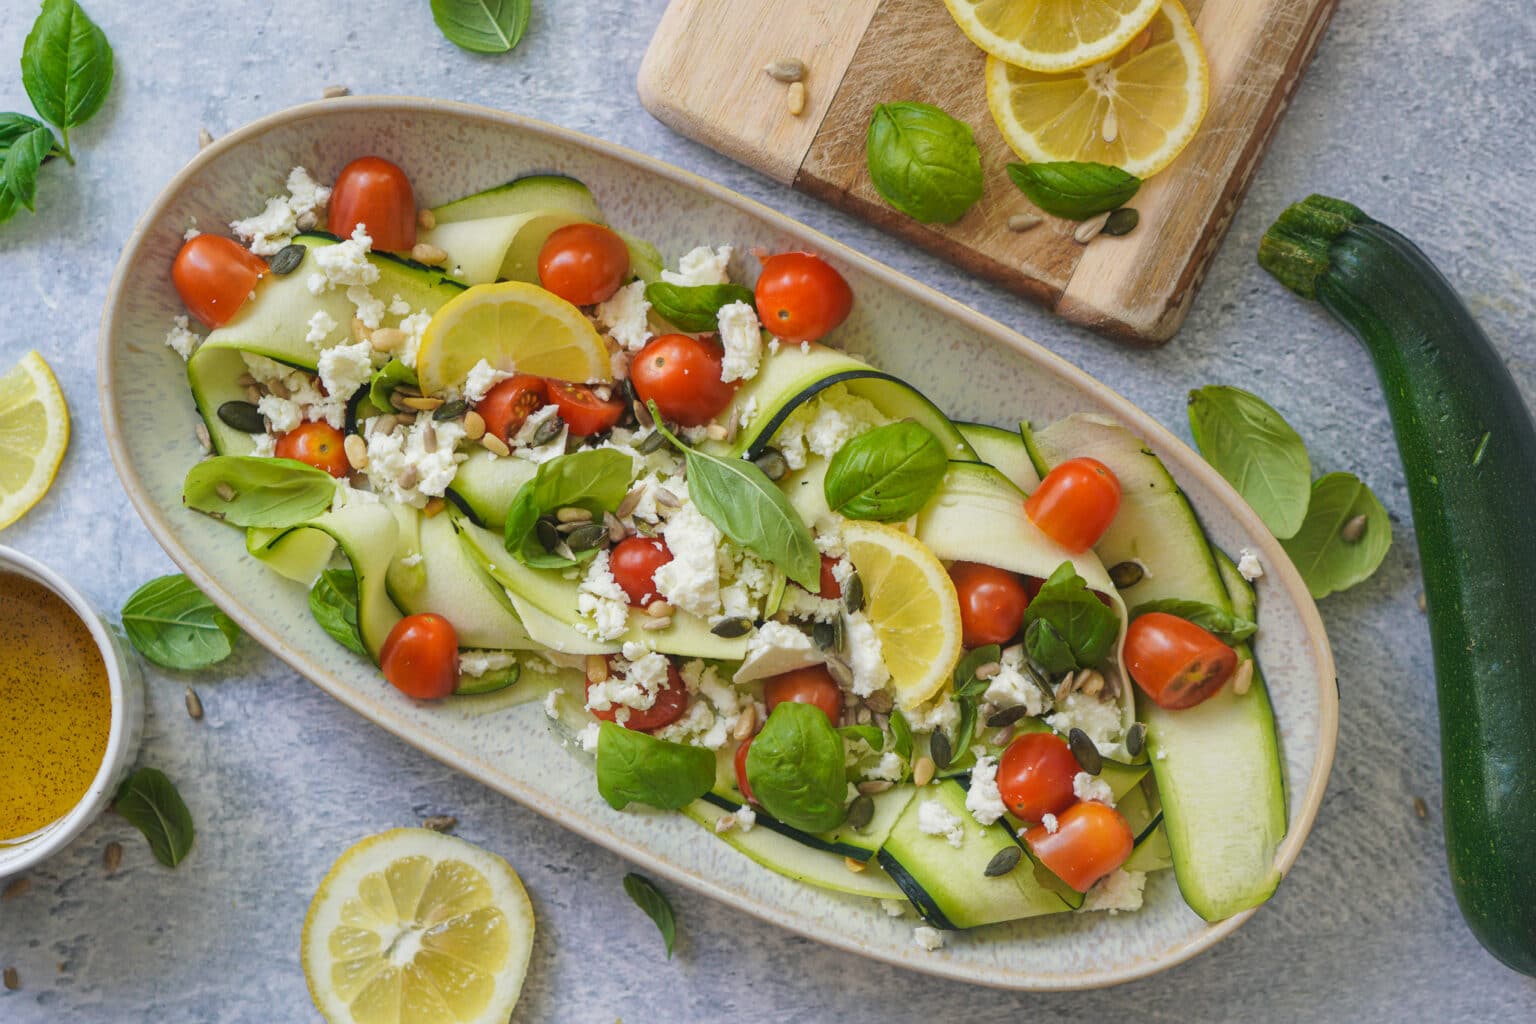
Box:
left=754, top=252, right=853, bottom=343
left=609, top=536, right=673, bottom=607
left=1025, top=800, right=1134, bottom=892
left=586, top=659, right=689, bottom=731
left=818, top=554, right=843, bottom=600
left=948, top=560, right=1030, bottom=647
left=172, top=234, right=267, bottom=328
left=537, top=223, right=630, bottom=306
left=1024, top=457, right=1121, bottom=553
left=630, top=334, right=738, bottom=427
left=379, top=613, right=459, bottom=700
left=328, top=156, right=417, bottom=252
left=997, top=731, right=1080, bottom=823
left=734, top=734, right=756, bottom=804
left=274, top=421, right=349, bottom=478
left=476, top=374, right=548, bottom=442
left=1124, top=612, right=1238, bottom=710
left=547, top=381, right=626, bottom=436
left=763, top=665, right=843, bottom=725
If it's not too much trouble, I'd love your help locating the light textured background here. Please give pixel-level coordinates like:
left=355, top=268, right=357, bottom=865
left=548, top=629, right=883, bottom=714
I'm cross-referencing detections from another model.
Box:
left=1, top=2, right=1533, bottom=1021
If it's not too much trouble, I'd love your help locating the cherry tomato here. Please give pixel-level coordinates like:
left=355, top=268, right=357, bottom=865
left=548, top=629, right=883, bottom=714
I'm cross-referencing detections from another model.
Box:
left=379, top=613, right=459, bottom=700
left=609, top=536, right=673, bottom=607
left=586, top=659, right=688, bottom=732
left=328, top=156, right=417, bottom=252
left=754, top=252, right=853, bottom=343
left=734, top=734, right=756, bottom=804
left=172, top=234, right=267, bottom=328
left=763, top=665, right=843, bottom=725
left=997, top=731, right=1080, bottom=822
left=476, top=374, right=548, bottom=442
left=1024, top=457, right=1121, bottom=553
left=630, top=334, right=738, bottom=427
left=1025, top=800, right=1134, bottom=892
left=1125, top=612, right=1238, bottom=710
left=818, top=554, right=843, bottom=600
left=548, top=381, right=626, bottom=436
left=537, top=223, right=630, bottom=306
left=274, top=421, right=350, bottom=478
left=948, top=561, right=1030, bottom=647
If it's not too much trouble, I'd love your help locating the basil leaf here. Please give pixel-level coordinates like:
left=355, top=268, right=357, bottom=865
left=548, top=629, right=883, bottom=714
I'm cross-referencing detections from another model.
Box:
left=503, top=449, right=633, bottom=568
left=950, top=697, right=978, bottom=767
left=1006, top=162, right=1141, bottom=220
left=651, top=407, right=819, bottom=591
left=1281, top=472, right=1392, bottom=599
left=1023, top=562, right=1119, bottom=669
left=368, top=359, right=418, bottom=414
left=1132, top=599, right=1258, bottom=644
left=22, top=0, right=114, bottom=135
left=952, top=643, right=1002, bottom=700
left=0, top=112, right=55, bottom=158
left=596, top=723, right=717, bottom=811
left=622, top=873, right=677, bottom=959
left=889, top=706, right=913, bottom=761
left=183, top=456, right=337, bottom=528
left=645, top=281, right=756, bottom=333
left=309, top=569, right=365, bottom=656
left=1024, top=617, right=1077, bottom=674
left=745, top=701, right=848, bottom=832
left=0, top=185, right=17, bottom=225
left=2, top=126, right=54, bottom=211
left=823, top=422, right=947, bottom=522
left=866, top=102, right=983, bottom=224
left=839, top=724, right=884, bottom=750
left=113, top=767, right=195, bottom=868
left=121, top=574, right=239, bottom=670
left=430, top=0, right=531, bottom=54
left=1188, top=386, right=1312, bottom=539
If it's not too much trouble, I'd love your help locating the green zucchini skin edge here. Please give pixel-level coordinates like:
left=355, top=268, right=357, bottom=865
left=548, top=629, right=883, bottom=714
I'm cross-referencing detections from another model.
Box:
left=1261, top=195, right=1536, bottom=976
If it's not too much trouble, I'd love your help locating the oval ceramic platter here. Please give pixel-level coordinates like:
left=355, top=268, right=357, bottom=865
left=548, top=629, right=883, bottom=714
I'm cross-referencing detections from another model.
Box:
left=100, top=98, right=1336, bottom=990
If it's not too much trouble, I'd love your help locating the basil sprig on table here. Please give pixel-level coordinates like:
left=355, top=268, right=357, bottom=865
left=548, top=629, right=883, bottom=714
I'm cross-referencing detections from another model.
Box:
left=645, top=282, right=756, bottom=333
left=1188, top=386, right=1313, bottom=539
left=309, top=569, right=365, bottom=656
left=121, top=574, right=240, bottom=670
left=1007, top=161, right=1141, bottom=221
left=503, top=449, right=633, bottom=568
left=1280, top=472, right=1392, bottom=599
left=114, top=767, right=195, bottom=868
left=622, top=873, right=677, bottom=959
left=430, top=0, right=531, bottom=54
left=1022, top=562, right=1119, bottom=673
left=1132, top=599, right=1257, bottom=645
left=823, top=421, right=947, bottom=522
left=745, top=702, right=848, bottom=832
left=184, top=456, right=338, bottom=528
left=866, top=102, right=984, bottom=224
left=596, top=723, right=717, bottom=811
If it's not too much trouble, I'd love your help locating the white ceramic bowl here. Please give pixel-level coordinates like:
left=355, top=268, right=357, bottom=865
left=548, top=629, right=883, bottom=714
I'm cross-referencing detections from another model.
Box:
left=0, top=546, right=144, bottom=877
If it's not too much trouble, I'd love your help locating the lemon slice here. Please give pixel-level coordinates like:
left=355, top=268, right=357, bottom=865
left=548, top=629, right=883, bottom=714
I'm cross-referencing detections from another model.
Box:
left=842, top=520, right=963, bottom=709
left=302, top=828, right=535, bottom=1024
left=414, top=281, right=611, bottom=397
left=944, top=0, right=1161, bottom=72
left=0, top=351, right=69, bottom=531
left=985, top=0, right=1209, bottom=178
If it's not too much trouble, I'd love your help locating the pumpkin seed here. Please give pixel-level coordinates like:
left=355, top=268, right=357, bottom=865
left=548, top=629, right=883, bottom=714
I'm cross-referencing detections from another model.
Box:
left=1126, top=721, right=1147, bottom=758
left=1102, top=208, right=1140, bottom=237
left=184, top=687, right=203, bottom=721
left=268, top=243, right=306, bottom=275
left=1108, top=560, right=1146, bottom=589
left=984, top=846, right=1023, bottom=878
left=752, top=447, right=788, bottom=481
left=842, top=571, right=865, bottom=613
left=1340, top=513, right=1368, bottom=544
left=422, top=815, right=457, bottom=833
left=846, top=794, right=875, bottom=831
left=1068, top=727, right=1102, bottom=775
left=103, top=841, right=122, bottom=875
left=433, top=399, right=469, bottom=421
left=636, top=429, right=668, bottom=454
left=930, top=728, right=953, bottom=770
left=711, top=616, right=754, bottom=639
left=531, top=414, right=564, bottom=447
left=986, top=704, right=1029, bottom=728
left=216, top=400, right=266, bottom=433
left=567, top=522, right=609, bottom=550
left=812, top=618, right=844, bottom=653
left=535, top=516, right=561, bottom=551
left=763, top=57, right=805, bottom=82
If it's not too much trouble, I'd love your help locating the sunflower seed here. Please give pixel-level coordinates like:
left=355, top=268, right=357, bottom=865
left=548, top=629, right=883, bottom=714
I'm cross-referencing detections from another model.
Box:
left=984, top=846, right=1023, bottom=878
left=1232, top=659, right=1255, bottom=696
left=535, top=517, right=561, bottom=551
left=752, top=447, right=788, bottom=481
left=1068, top=727, right=1102, bottom=775
left=557, top=506, right=594, bottom=524
left=421, top=421, right=438, bottom=453
left=567, top=523, right=609, bottom=550
left=322, top=85, right=351, bottom=98
left=394, top=383, right=423, bottom=398
left=986, top=704, right=1030, bottom=728
left=1102, top=208, right=1139, bottom=237
left=863, top=689, right=892, bottom=714
left=636, top=430, right=668, bottom=454
left=184, top=687, right=203, bottom=721
left=585, top=655, right=608, bottom=683
left=845, top=794, right=875, bottom=831
left=825, top=656, right=855, bottom=690
left=216, top=400, right=266, bottom=433
left=987, top=726, right=1015, bottom=747
left=1054, top=672, right=1077, bottom=703
left=912, top=756, right=936, bottom=787
left=711, top=617, right=754, bottom=639
left=214, top=482, right=237, bottom=503
left=1126, top=721, right=1147, bottom=759
left=197, top=127, right=214, bottom=149
left=633, top=398, right=655, bottom=429
left=764, top=57, right=805, bottom=82
left=1008, top=213, right=1044, bottom=232
left=857, top=780, right=893, bottom=796
left=640, top=615, right=673, bottom=631
left=2, top=878, right=29, bottom=902
left=395, top=465, right=420, bottom=491
left=929, top=728, right=953, bottom=770
left=268, top=243, right=306, bottom=276
left=842, top=571, right=865, bottom=613
left=1340, top=514, right=1368, bottom=544
left=1074, top=212, right=1111, bottom=244
left=531, top=414, right=564, bottom=447
left=617, top=486, right=646, bottom=519
left=422, top=815, right=457, bottom=833
left=1108, top=560, right=1146, bottom=589
left=1077, top=669, right=1105, bottom=697
left=103, top=841, right=122, bottom=875
left=194, top=421, right=212, bottom=452
left=655, top=487, right=682, bottom=509
left=433, top=399, right=468, bottom=421
left=605, top=512, right=627, bottom=543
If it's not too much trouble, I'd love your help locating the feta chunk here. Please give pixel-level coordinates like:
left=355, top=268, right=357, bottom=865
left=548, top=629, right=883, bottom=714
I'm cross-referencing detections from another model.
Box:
left=881, top=899, right=908, bottom=918
left=1072, top=770, right=1115, bottom=806
left=596, top=280, right=652, bottom=352
left=734, top=621, right=824, bottom=683
left=510, top=404, right=568, bottom=463
left=661, top=244, right=732, bottom=287
left=983, top=644, right=1046, bottom=717
left=913, top=926, right=945, bottom=951
left=652, top=502, right=723, bottom=617
left=397, top=309, right=432, bottom=369
left=543, top=688, right=562, bottom=720
left=362, top=416, right=467, bottom=508
left=164, top=315, right=201, bottom=360
left=773, top=387, right=890, bottom=471
left=462, top=358, right=513, bottom=404
left=257, top=394, right=303, bottom=434
left=348, top=284, right=385, bottom=329
left=717, top=300, right=763, bottom=382
left=843, top=611, right=890, bottom=697
left=965, top=754, right=1006, bottom=826
left=916, top=799, right=965, bottom=848
left=655, top=660, right=741, bottom=750
left=1238, top=548, right=1265, bottom=582
left=317, top=340, right=375, bottom=402
left=251, top=433, right=277, bottom=458
left=1041, top=812, right=1059, bottom=834
left=576, top=550, right=630, bottom=642
left=865, top=751, right=906, bottom=782
left=459, top=650, right=516, bottom=677
left=1046, top=691, right=1125, bottom=760
left=1080, top=869, right=1147, bottom=914
left=305, top=310, right=339, bottom=346
left=284, top=167, right=331, bottom=229
left=230, top=197, right=298, bottom=257
left=576, top=722, right=601, bottom=753
left=307, top=225, right=379, bottom=294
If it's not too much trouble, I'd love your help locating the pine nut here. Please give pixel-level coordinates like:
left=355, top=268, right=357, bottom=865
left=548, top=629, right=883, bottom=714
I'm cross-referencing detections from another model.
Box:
left=912, top=756, right=936, bottom=787
left=705, top=423, right=729, bottom=441
left=1232, top=659, right=1255, bottom=696
left=411, top=243, right=449, bottom=267
left=974, top=661, right=1001, bottom=681
left=352, top=317, right=373, bottom=342
left=423, top=498, right=446, bottom=518
left=417, top=208, right=437, bottom=231
left=463, top=410, right=486, bottom=440
left=732, top=706, right=756, bottom=741
left=787, top=81, right=807, bottom=116
left=401, top=395, right=443, bottom=412
left=344, top=434, right=369, bottom=470
left=481, top=433, right=511, bottom=457
left=369, top=327, right=406, bottom=352
left=1078, top=669, right=1105, bottom=696
left=556, top=507, right=593, bottom=524
left=645, top=599, right=673, bottom=618
left=585, top=655, right=608, bottom=683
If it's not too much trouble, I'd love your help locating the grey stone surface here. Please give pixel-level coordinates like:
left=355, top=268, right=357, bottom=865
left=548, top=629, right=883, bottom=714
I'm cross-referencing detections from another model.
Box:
left=2, top=1, right=1534, bottom=1021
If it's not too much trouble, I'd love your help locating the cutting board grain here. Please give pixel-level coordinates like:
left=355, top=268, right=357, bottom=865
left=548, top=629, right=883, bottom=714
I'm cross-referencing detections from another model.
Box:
left=639, top=0, right=1337, bottom=344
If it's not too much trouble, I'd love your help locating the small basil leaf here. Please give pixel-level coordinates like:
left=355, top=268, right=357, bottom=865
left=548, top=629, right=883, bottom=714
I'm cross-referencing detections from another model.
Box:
left=0, top=112, right=54, bottom=157
left=622, top=873, right=677, bottom=959
left=1006, top=161, right=1141, bottom=220
left=950, top=697, right=978, bottom=767
left=22, top=0, right=115, bottom=132
left=866, top=102, right=984, bottom=224
left=1132, top=598, right=1258, bottom=645
left=1023, top=562, right=1119, bottom=668
left=183, top=456, right=337, bottom=528
left=0, top=185, right=17, bottom=225
left=2, top=126, right=54, bottom=211
left=1280, top=472, right=1392, bottom=599
left=596, top=723, right=717, bottom=811
left=839, top=724, right=884, bottom=750
left=1024, top=618, right=1077, bottom=675
left=644, top=281, right=756, bottom=333
left=113, top=767, right=195, bottom=868
left=503, top=449, right=634, bottom=568
left=823, top=421, right=948, bottom=522
left=430, top=0, right=531, bottom=54
left=952, top=643, right=1002, bottom=700
left=746, top=701, right=848, bottom=833
left=309, top=568, right=366, bottom=656
left=889, top=706, right=913, bottom=761
left=121, top=574, right=239, bottom=670
left=1188, top=386, right=1312, bottom=539
left=368, top=359, right=418, bottom=414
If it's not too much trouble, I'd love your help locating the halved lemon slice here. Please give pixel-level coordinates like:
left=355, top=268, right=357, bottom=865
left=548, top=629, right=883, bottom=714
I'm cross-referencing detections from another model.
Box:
left=944, top=0, right=1162, bottom=73
left=0, top=351, right=69, bottom=530
left=414, top=281, right=611, bottom=397
left=985, top=0, right=1209, bottom=178
left=842, top=520, right=963, bottom=709
left=302, top=828, right=535, bottom=1024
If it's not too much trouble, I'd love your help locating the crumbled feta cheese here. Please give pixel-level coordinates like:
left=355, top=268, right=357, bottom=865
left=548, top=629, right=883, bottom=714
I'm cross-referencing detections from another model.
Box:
left=1041, top=812, right=1059, bottom=834
left=1073, top=771, right=1115, bottom=806
left=307, top=225, right=378, bottom=294
left=284, top=166, right=331, bottom=229
left=734, top=804, right=756, bottom=831
left=387, top=294, right=412, bottom=317
left=656, top=660, right=741, bottom=750
left=653, top=502, right=723, bottom=617
left=1238, top=548, right=1265, bottom=582
left=905, top=695, right=960, bottom=737
left=716, top=300, right=763, bottom=382
left=738, top=395, right=758, bottom=429
left=399, top=552, right=423, bottom=568
left=913, top=926, right=944, bottom=951
left=231, top=197, right=298, bottom=257
left=843, top=611, right=890, bottom=697
left=397, top=310, right=432, bottom=369
left=363, top=417, right=467, bottom=508
left=735, top=621, right=823, bottom=683
left=1080, top=869, right=1147, bottom=914
left=814, top=520, right=846, bottom=558
left=917, top=799, right=965, bottom=848
left=543, top=688, right=562, bottom=720
left=257, top=394, right=304, bottom=434
left=348, top=284, right=385, bottom=329
left=251, top=433, right=277, bottom=458
left=585, top=656, right=661, bottom=718
left=463, top=359, right=513, bottom=404
left=577, top=550, right=631, bottom=642
left=510, top=404, right=568, bottom=463
left=773, top=387, right=890, bottom=470
left=1046, top=691, right=1125, bottom=760
left=164, top=315, right=202, bottom=360
left=776, top=586, right=841, bottom=624
left=317, top=340, right=374, bottom=402
left=661, top=244, right=732, bottom=287
left=984, top=644, right=1046, bottom=717
left=305, top=310, right=339, bottom=346
left=865, top=751, right=906, bottom=782
left=459, top=650, right=516, bottom=677
left=881, top=899, right=908, bottom=918
left=576, top=722, right=601, bottom=753
left=965, top=754, right=1006, bottom=826
left=596, top=280, right=652, bottom=352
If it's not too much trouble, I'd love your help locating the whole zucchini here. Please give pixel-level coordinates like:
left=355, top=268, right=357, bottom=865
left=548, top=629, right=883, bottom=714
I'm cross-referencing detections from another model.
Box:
left=1260, top=195, right=1536, bottom=976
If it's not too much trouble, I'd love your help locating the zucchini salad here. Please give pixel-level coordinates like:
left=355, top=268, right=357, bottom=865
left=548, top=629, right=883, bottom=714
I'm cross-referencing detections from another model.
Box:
left=164, top=156, right=1287, bottom=947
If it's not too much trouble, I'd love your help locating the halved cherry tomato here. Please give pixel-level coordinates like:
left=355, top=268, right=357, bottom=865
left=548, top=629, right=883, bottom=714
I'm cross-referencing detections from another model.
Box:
left=734, top=734, right=756, bottom=804
left=274, top=421, right=349, bottom=478
left=172, top=234, right=267, bottom=328
left=764, top=665, right=843, bottom=725
left=328, top=156, right=417, bottom=251
left=630, top=334, right=738, bottom=427
left=548, top=381, right=626, bottom=436
left=1025, top=800, right=1134, bottom=892
left=1024, top=457, right=1121, bottom=553
left=586, top=659, right=688, bottom=731
left=380, top=613, right=459, bottom=700
left=537, top=223, right=630, bottom=306
left=476, top=374, right=548, bottom=442
left=997, top=731, right=1080, bottom=822
left=1125, top=612, right=1238, bottom=710
left=818, top=554, right=843, bottom=600
left=948, top=560, right=1030, bottom=647
left=754, top=252, right=853, bottom=343
left=609, top=536, right=673, bottom=607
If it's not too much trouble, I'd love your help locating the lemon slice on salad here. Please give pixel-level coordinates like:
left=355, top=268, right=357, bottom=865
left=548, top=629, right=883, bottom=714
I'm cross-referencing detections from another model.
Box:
left=414, top=280, right=611, bottom=396
left=985, top=0, right=1209, bottom=179
left=944, top=0, right=1162, bottom=72
left=841, top=520, right=963, bottom=709
left=0, top=351, right=69, bottom=531
left=302, top=828, right=535, bottom=1024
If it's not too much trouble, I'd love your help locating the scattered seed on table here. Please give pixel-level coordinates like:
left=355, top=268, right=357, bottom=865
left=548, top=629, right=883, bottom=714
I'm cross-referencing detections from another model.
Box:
left=787, top=81, right=807, bottom=117
left=2, top=878, right=29, bottom=902
left=197, top=127, right=214, bottom=149
left=322, top=85, right=350, bottom=98
left=185, top=688, right=204, bottom=721
left=763, top=57, right=805, bottom=82
left=4, top=967, right=18, bottom=991
left=1074, top=213, right=1112, bottom=244
left=1340, top=513, right=1368, bottom=544
left=1413, top=797, right=1429, bottom=820
left=1102, top=208, right=1139, bottom=237
left=422, top=815, right=457, bottom=834
left=1008, top=213, right=1043, bottom=233
left=103, top=842, right=122, bottom=875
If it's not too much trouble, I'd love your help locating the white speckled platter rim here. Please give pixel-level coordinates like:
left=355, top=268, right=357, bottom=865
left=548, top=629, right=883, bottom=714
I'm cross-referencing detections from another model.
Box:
left=98, top=97, right=1337, bottom=991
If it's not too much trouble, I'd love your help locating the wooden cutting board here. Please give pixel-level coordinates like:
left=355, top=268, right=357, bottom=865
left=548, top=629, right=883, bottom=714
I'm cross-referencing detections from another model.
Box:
left=638, top=0, right=1336, bottom=345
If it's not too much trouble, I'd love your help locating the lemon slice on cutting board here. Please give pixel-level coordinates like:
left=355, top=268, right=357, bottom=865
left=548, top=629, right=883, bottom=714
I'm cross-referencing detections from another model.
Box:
left=0, top=351, right=70, bottom=530
left=944, top=0, right=1162, bottom=73
left=414, top=280, right=611, bottom=396
left=302, top=828, right=535, bottom=1024
left=841, top=520, right=963, bottom=709
left=985, top=0, right=1209, bottom=179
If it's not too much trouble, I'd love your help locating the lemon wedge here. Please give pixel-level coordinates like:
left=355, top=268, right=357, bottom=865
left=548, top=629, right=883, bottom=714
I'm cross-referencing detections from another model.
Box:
left=944, top=0, right=1162, bottom=73
left=841, top=520, right=963, bottom=709
left=985, top=0, right=1209, bottom=178
left=0, top=351, right=69, bottom=531
left=302, top=828, right=535, bottom=1024
left=414, top=281, right=611, bottom=397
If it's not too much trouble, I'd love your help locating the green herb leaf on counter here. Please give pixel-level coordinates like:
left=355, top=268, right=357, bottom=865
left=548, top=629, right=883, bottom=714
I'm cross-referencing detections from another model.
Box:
left=622, top=873, right=677, bottom=959
left=3, top=125, right=55, bottom=210
left=746, top=701, right=849, bottom=833
left=21, top=0, right=114, bottom=141
left=1006, top=161, right=1141, bottom=220
left=644, top=281, right=756, bottom=333
left=430, top=0, right=531, bottom=55
left=183, top=456, right=337, bottom=528
left=823, top=421, right=948, bottom=523
left=866, top=102, right=984, bottom=224
left=309, top=569, right=365, bottom=656
left=1132, top=598, right=1258, bottom=644
left=1280, top=472, right=1392, bottom=599
left=121, top=574, right=239, bottom=670
left=1022, top=561, right=1119, bottom=670
left=0, top=112, right=56, bottom=160
left=596, top=723, right=717, bottom=812
left=503, top=449, right=633, bottom=568
left=114, top=767, right=195, bottom=868
left=1188, top=386, right=1313, bottom=539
